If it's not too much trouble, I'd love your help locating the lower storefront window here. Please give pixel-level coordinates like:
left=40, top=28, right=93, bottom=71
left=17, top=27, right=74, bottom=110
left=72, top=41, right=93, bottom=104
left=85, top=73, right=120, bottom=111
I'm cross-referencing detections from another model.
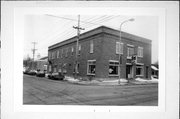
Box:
left=136, top=66, right=144, bottom=76
left=87, top=60, right=96, bottom=75
left=109, top=60, right=119, bottom=76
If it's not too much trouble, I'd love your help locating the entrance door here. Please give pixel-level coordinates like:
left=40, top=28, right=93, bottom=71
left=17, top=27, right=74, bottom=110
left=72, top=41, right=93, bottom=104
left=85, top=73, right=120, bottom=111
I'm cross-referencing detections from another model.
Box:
left=146, top=66, right=149, bottom=78
left=126, top=65, right=132, bottom=79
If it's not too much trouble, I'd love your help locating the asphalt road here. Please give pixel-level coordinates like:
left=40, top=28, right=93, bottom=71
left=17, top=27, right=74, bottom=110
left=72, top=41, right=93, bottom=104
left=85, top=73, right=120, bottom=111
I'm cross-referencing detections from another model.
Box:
left=23, top=75, right=158, bottom=106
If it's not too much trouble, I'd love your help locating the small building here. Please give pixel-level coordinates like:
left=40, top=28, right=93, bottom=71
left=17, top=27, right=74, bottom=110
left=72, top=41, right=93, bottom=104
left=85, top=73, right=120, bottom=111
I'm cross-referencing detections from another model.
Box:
left=48, top=26, right=151, bottom=80
left=36, top=56, right=48, bottom=71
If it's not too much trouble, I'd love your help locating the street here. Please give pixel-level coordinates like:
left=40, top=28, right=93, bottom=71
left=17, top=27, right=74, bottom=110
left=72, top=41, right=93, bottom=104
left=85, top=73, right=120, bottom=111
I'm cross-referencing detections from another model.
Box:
left=23, top=75, right=158, bottom=106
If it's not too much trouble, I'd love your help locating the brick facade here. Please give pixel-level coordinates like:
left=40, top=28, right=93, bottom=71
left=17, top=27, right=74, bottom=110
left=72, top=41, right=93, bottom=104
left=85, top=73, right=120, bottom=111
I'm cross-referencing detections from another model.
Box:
left=48, top=26, right=151, bottom=80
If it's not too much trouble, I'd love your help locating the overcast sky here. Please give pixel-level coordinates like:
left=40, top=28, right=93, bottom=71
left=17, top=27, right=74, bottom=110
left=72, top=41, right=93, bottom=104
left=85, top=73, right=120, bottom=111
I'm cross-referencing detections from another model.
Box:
left=24, top=15, right=158, bottom=63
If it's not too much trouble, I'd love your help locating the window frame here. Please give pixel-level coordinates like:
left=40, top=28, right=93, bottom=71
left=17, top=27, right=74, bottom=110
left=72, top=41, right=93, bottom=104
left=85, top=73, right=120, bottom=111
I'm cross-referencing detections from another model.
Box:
left=57, top=50, right=59, bottom=58
left=52, top=52, right=54, bottom=59
left=59, top=50, right=61, bottom=58
left=48, top=52, right=51, bottom=60
left=138, top=47, right=143, bottom=58
left=78, top=44, right=81, bottom=55
left=108, top=60, right=119, bottom=76
left=127, top=46, right=134, bottom=59
left=136, top=65, right=144, bottom=76
left=87, top=60, right=96, bottom=75
left=65, top=47, right=68, bottom=57
left=61, top=49, right=63, bottom=58
left=90, top=40, right=94, bottom=53
left=71, top=46, right=74, bottom=56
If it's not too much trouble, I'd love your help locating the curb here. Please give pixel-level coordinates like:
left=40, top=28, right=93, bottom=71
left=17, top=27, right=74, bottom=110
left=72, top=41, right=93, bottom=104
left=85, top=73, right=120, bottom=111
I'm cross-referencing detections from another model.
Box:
left=65, top=80, right=158, bottom=86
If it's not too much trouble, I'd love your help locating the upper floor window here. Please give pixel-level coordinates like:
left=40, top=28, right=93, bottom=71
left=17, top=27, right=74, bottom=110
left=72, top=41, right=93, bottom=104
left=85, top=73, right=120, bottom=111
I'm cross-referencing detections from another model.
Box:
left=48, top=52, right=51, bottom=60
left=138, top=47, right=143, bottom=57
left=90, top=40, right=94, bottom=53
left=54, top=52, right=56, bottom=59
left=116, top=42, right=123, bottom=54
left=71, top=47, right=74, bottom=56
left=65, top=47, right=68, bottom=57
left=78, top=44, right=81, bottom=55
left=52, top=52, right=55, bottom=59
left=61, top=49, right=64, bottom=58
left=57, top=50, right=59, bottom=58
left=127, top=47, right=134, bottom=58
left=59, top=49, right=62, bottom=58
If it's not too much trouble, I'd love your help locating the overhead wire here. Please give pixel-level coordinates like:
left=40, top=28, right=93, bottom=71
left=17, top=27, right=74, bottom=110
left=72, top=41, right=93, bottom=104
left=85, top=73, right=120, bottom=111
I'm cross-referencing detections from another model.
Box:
left=42, top=15, right=122, bottom=48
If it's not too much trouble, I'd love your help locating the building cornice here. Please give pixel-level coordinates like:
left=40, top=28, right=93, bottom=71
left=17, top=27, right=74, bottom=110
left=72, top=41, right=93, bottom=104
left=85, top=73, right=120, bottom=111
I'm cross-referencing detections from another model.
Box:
left=48, top=26, right=151, bottom=51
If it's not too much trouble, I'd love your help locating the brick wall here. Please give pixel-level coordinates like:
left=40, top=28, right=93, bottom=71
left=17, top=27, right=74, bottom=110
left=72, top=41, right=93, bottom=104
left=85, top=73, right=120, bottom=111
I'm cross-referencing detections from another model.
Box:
left=48, top=26, right=152, bottom=80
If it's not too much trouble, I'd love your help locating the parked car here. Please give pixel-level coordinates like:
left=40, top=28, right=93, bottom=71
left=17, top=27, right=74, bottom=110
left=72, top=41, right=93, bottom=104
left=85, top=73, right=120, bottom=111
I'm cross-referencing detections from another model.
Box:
left=36, top=71, right=45, bottom=77
left=28, top=70, right=37, bottom=76
left=48, top=72, right=64, bottom=80
left=23, top=69, right=30, bottom=74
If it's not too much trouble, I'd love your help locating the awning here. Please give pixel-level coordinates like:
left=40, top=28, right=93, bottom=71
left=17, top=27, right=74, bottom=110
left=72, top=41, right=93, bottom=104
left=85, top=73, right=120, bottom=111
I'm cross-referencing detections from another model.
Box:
left=151, top=66, right=158, bottom=71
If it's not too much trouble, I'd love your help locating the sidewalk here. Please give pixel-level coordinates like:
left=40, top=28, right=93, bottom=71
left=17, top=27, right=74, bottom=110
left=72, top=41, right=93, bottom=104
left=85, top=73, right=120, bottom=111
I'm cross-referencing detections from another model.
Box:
left=64, top=76, right=158, bottom=86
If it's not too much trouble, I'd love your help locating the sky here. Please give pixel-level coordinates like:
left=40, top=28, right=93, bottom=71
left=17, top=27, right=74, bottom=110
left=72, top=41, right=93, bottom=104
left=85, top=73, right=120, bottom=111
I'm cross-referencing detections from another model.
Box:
left=24, top=15, right=158, bottom=63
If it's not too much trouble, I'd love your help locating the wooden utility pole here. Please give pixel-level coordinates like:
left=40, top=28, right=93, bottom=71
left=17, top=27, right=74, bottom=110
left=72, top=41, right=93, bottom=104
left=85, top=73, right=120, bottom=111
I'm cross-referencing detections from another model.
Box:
left=32, top=42, right=37, bottom=61
left=31, top=42, right=37, bottom=70
left=73, top=15, right=85, bottom=79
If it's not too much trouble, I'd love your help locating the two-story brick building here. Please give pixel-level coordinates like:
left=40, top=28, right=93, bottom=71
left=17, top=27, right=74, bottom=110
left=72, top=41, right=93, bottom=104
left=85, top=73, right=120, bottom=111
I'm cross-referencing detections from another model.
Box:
left=48, top=26, right=151, bottom=80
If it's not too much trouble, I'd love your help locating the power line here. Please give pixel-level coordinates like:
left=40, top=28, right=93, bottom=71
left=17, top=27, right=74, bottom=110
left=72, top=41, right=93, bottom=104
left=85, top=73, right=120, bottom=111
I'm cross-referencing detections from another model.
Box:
left=39, top=20, right=74, bottom=46
left=39, top=21, right=76, bottom=48
left=42, top=15, right=122, bottom=49
left=45, top=15, right=119, bottom=46
left=45, top=14, right=115, bottom=27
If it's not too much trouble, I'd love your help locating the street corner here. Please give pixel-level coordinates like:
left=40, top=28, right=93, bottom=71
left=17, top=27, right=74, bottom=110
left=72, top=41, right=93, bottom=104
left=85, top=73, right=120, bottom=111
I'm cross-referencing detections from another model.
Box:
left=128, top=77, right=159, bottom=85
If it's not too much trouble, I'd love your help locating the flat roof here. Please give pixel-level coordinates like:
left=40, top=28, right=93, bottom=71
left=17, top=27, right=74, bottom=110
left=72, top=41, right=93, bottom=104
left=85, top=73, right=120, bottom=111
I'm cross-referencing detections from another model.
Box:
left=49, top=26, right=151, bottom=50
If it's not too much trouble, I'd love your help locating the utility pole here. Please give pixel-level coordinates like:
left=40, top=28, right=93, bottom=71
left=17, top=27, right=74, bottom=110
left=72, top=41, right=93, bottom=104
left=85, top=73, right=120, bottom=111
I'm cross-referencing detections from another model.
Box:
left=73, top=15, right=85, bottom=79
left=118, top=18, right=134, bottom=84
left=32, top=42, right=37, bottom=61
left=31, top=42, right=37, bottom=70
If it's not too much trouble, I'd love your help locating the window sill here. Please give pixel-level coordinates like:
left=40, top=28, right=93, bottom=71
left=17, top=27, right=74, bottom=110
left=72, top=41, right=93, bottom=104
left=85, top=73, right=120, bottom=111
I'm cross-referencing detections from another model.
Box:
left=73, top=72, right=79, bottom=74
left=127, top=57, right=132, bottom=59
left=87, top=73, right=95, bottom=76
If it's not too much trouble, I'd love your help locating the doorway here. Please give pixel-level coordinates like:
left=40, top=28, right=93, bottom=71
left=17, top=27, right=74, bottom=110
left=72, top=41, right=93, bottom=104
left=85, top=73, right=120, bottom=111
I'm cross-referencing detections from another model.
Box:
left=126, top=65, right=133, bottom=79
left=146, top=66, right=149, bottom=78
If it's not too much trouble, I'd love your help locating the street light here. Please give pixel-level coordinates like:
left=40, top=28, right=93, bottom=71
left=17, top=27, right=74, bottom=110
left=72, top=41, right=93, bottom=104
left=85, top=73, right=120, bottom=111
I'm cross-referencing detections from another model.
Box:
left=118, top=18, right=135, bottom=84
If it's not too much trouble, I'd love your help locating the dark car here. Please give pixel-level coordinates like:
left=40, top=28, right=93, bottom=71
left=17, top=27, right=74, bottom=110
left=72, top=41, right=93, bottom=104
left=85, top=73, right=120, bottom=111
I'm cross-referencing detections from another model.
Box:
left=36, top=71, right=45, bottom=77
left=48, top=72, right=64, bottom=80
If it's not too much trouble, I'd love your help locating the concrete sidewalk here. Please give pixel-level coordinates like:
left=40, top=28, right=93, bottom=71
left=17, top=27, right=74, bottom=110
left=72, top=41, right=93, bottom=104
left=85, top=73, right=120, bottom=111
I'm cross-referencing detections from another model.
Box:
left=64, top=77, right=158, bottom=86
